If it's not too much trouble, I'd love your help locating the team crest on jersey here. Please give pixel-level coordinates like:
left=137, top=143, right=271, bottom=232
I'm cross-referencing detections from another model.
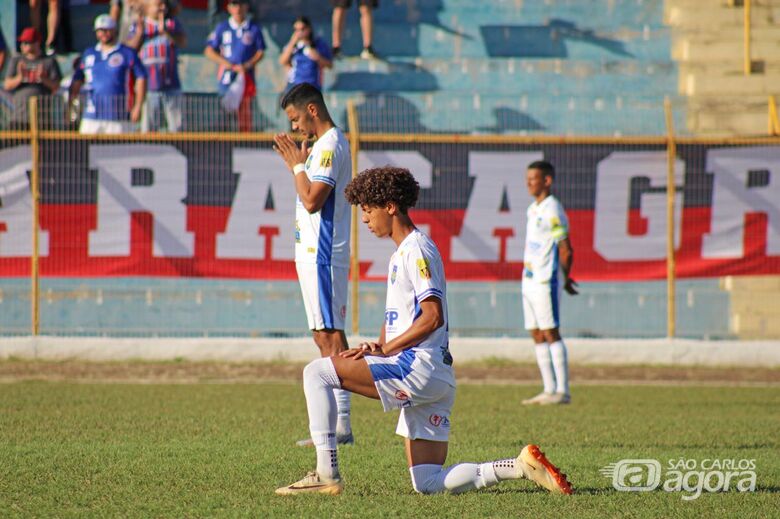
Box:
left=416, top=258, right=431, bottom=280
left=108, top=54, right=124, bottom=67
left=242, top=31, right=254, bottom=45
left=390, top=265, right=398, bottom=284
left=319, top=150, right=334, bottom=168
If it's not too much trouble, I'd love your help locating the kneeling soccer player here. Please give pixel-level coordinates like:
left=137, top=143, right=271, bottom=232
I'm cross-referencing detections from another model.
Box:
left=275, top=166, right=573, bottom=496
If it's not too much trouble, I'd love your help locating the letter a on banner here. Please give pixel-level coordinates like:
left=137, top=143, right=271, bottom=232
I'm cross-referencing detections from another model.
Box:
left=451, top=152, right=540, bottom=262
left=216, top=149, right=296, bottom=260
left=0, top=146, right=49, bottom=257
left=702, top=147, right=780, bottom=258
left=89, top=145, right=194, bottom=257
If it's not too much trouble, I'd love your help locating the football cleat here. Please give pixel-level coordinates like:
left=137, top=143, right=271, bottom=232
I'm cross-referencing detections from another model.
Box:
left=540, top=392, right=571, bottom=405
left=521, top=392, right=555, bottom=405
left=517, top=444, right=573, bottom=495
left=295, top=432, right=354, bottom=448
left=275, top=471, right=343, bottom=496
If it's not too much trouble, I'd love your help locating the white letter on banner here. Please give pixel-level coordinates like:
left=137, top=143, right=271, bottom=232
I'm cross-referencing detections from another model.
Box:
left=357, top=151, right=432, bottom=276
left=89, top=144, right=193, bottom=257
left=0, top=146, right=49, bottom=256
left=216, top=149, right=296, bottom=260
left=593, top=152, right=683, bottom=260
left=702, top=147, right=780, bottom=258
left=450, top=152, right=540, bottom=262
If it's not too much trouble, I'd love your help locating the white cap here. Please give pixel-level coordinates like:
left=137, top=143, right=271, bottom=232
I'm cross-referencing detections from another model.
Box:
left=94, top=14, right=117, bottom=31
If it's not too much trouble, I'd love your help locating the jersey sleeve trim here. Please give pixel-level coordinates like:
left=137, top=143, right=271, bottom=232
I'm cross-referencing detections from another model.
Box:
left=312, top=175, right=336, bottom=187
left=416, top=288, right=444, bottom=302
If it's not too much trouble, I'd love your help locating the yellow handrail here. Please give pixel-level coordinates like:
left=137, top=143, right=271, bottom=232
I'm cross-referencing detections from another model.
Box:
left=744, top=0, right=752, bottom=75
left=664, top=97, right=677, bottom=339
left=347, top=100, right=360, bottom=335
left=769, top=95, right=780, bottom=135
left=29, top=97, right=41, bottom=336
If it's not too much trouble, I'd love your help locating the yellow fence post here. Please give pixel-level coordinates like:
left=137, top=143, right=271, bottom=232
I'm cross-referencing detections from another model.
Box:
left=744, top=0, right=752, bottom=75
left=347, top=100, right=360, bottom=336
left=768, top=95, right=780, bottom=135
left=664, top=97, right=677, bottom=339
left=29, top=96, right=41, bottom=336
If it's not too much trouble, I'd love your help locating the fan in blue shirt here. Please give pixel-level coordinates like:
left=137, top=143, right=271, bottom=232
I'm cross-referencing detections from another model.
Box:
left=279, top=17, right=332, bottom=91
left=69, top=14, right=147, bottom=130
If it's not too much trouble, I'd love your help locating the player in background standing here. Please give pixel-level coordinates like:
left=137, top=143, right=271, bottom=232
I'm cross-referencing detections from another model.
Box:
left=272, top=82, right=354, bottom=447
left=521, top=160, right=578, bottom=406
left=275, top=166, right=572, bottom=496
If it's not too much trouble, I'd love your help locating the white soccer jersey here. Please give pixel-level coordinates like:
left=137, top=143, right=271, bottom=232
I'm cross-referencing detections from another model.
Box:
left=522, top=195, right=569, bottom=290
left=374, top=229, right=455, bottom=389
left=295, top=126, right=351, bottom=267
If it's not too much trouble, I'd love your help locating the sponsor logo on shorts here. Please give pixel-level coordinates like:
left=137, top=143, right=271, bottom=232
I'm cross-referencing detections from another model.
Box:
left=429, top=414, right=450, bottom=427
left=394, top=390, right=409, bottom=401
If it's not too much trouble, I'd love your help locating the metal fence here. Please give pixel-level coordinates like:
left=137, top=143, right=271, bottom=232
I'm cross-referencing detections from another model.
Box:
left=0, top=94, right=778, bottom=338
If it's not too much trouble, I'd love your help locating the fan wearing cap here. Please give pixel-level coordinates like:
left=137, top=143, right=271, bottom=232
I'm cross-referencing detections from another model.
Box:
left=204, top=0, right=265, bottom=132
left=68, top=14, right=147, bottom=134
left=3, top=27, right=62, bottom=126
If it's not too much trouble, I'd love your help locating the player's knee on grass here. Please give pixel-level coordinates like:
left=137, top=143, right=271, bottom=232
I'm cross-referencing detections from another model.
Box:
left=410, top=463, right=497, bottom=495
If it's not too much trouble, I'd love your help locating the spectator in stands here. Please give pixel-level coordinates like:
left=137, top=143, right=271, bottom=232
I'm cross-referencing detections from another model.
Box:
left=279, top=16, right=332, bottom=92
left=112, top=0, right=178, bottom=43
left=69, top=14, right=147, bottom=134
left=127, top=0, right=186, bottom=132
left=0, top=26, right=7, bottom=72
left=331, top=0, right=377, bottom=59
left=204, top=0, right=265, bottom=132
left=29, top=0, right=59, bottom=54
left=2, top=28, right=62, bottom=126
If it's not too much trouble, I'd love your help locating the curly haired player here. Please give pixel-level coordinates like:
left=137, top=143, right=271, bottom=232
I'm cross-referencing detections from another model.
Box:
left=275, top=166, right=573, bottom=496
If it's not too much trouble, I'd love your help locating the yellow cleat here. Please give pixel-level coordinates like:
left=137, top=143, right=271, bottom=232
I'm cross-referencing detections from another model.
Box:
left=275, top=471, right=344, bottom=496
left=517, top=444, right=573, bottom=495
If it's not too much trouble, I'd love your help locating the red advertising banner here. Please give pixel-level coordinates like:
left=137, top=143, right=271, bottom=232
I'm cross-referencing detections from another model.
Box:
left=0, top=141, right=778, bottom=280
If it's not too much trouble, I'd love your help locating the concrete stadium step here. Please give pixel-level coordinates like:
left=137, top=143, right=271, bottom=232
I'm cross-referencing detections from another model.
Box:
left=679, top=70, right=780, bottom=96
left=672, top=38, right=780, bottom=62
left=685, top=96, right=773, bottom=135
left=665, top=2, right=780, bottom=29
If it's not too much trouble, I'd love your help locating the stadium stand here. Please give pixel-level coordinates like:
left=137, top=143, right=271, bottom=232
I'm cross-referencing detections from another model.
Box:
left=16, top=0, right=683, bottom=134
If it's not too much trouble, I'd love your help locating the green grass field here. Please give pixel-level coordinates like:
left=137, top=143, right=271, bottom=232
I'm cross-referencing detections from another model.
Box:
left=1, top=381, right=778, bottom=517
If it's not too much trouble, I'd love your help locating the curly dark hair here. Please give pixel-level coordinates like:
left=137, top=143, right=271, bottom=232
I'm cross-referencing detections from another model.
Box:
left=344, top=166, right=419, bottom=214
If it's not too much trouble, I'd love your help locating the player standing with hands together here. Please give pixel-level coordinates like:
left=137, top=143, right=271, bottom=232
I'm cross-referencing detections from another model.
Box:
left=273, top=83, right=354, bottom=447
left=521, top=161, right=578, bottom=406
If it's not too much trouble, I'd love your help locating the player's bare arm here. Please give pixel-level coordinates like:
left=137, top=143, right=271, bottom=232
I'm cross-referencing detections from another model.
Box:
left=273, top=133, right=334, bottom=212
left=558, top=237, right=578, bottom=295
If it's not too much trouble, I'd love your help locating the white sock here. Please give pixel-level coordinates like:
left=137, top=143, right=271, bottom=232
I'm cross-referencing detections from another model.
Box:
left=409, top=463, right=499, bottom=494
left=534, top=342, right=556, bottom=394
left=334, top=389, right=351, bottom=437
left=549, top=340, right=569, bottom=395
left=492, top=458, right=524, bottom=480
left=303, top=357, right=341, bottom=480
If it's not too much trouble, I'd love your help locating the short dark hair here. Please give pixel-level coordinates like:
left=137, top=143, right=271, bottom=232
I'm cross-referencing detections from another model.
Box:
left=294, top=16, right=312, bottom=29
left=280, top=82, right=324, bottom=110
left=345, top=167, right=420, bottom=214
left=527, top=160, right=555, bottom=179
